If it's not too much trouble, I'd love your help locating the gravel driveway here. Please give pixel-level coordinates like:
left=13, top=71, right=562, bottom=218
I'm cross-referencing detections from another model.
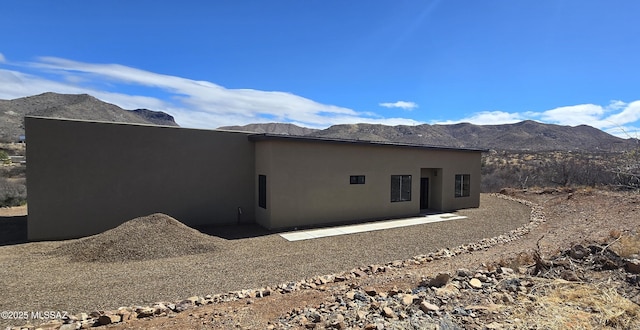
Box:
left=0, top=194, right=530, bottom=326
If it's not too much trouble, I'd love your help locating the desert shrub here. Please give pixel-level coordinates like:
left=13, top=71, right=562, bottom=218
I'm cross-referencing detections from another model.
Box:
left=481, top=151, right=628, bottom=192
left=0, top=177, right=27, bottom=207
left=0, top=150, right=9, bottom=165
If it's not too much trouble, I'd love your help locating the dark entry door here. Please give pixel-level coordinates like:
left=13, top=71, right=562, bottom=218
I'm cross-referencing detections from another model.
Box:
left=420, top=178, right=429, bottom=209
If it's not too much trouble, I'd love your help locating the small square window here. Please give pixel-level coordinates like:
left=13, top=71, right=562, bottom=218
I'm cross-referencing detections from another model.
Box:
left=350, top=175, right=365, bottom=184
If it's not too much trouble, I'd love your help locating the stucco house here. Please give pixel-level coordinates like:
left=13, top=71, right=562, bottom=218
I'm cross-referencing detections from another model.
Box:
left=26, top=116, right=484, bottom=241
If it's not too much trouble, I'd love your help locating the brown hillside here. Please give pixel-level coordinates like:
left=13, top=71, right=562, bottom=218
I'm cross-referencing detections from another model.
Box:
left=0, top=92, right=178, bottom=142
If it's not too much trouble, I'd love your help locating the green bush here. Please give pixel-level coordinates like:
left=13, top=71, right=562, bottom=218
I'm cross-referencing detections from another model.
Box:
left=0, top=150, right=10, bottom=165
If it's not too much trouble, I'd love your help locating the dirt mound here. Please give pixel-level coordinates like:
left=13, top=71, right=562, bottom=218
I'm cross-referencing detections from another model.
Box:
left=51, top=213, right=219, bottom=262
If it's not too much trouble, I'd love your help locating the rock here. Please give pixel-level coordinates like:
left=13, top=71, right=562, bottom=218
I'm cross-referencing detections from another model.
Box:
left=345, top=291, right=356, bottom=300
left=327, top=313, right=345, bottom=329
left=429, top=273, right=451, bottom=287
left=353, top=269, right=367, bottom=277
left=401, top=294, right=415, bottom=306
left=117, top=308, right=136, bottom=321
left=187, top=296, right=203, bottom=305
left=434, top=283, right=460, bottom=298
left=382, top=307, right=396, bottom=318
left=420, top=301, right=440, bottom=313
left=175, top=301, right=192, bottom=312
left=498, top=267, right=514, bottom=275
left=625, top=259, right=640, bottom=274
left=135, top=307, right=155, bottom=318
left=469, top=278, right=483, bottom=289
left=80, top=319, right=96, bottom=329
left=364, top=287, right=378, bottom=296
left=153, top=302, right=169, bottom=315
left=97, top=313, right=121, bottom=325
left=308, top=310, right=322, bottom=323
left=59, top=324, right=79, bottom=330
left=353, top=291, right=369, bottom=302
left=570, top=244, right=590, bottom=259
left=560, top=270, right=580, bottom=282
left=486, top=321, right=505, bottom=329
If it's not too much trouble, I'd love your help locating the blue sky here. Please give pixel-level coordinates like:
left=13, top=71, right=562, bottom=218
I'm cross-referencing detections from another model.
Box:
left=1, top=1, right=639, bottom=137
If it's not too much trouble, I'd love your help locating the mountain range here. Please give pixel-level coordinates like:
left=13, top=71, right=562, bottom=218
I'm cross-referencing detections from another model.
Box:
left=1, top=93, right=636, bottom=152
left=0, top=92, right=177, bottom=142
left=221, top=121, right=637, bottom=152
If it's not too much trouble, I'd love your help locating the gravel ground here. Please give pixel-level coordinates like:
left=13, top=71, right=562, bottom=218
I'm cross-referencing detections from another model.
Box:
left=0, top=194, right=530, bottom=327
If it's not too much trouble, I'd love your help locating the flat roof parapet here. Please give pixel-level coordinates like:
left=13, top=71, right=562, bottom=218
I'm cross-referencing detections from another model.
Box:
left=248, top=133, right=487, bottom=152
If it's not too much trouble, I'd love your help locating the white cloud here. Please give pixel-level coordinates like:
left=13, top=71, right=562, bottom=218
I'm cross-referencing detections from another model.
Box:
left=435, top=111, right=523, bottom=125
left=0, top=53, right=5, bottom=63
left=0, top=56, right=421, bottom=129
left=379, top=101, right=418, bottom=110
left=538, top=103, right=606, bottom=127
left=434, top=102, right=640, bottom=138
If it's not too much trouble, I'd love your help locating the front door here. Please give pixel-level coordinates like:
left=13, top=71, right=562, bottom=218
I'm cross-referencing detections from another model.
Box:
left=420, top=178, right=429, bottom=209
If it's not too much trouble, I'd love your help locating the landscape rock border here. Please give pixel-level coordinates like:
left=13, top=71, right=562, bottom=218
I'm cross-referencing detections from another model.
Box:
left=14, top=193, right=545, bottom=330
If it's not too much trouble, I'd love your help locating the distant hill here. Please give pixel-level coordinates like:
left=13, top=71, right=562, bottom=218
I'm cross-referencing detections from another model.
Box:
left=2, top=92, right=635, bottom=152
left=219, top=121, right=637, bottom=152
left=218, top=123, right=319, bottom=136
left=0, top=92, right=178, bottom=142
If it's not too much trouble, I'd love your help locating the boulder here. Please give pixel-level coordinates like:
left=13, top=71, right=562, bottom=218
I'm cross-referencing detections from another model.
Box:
left=429, top=273, right=451, bottom=287
left=469, top=278, right=483, bottom=289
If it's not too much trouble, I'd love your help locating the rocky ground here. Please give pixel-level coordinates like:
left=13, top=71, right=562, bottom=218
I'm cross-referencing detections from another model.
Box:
left=7, top=189, right=640, bottom=330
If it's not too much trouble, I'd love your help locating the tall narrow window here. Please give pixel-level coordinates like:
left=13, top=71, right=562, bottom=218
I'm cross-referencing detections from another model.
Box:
left=258, top=175, right=267, bottom=209
left=455, top=174, right=471, bottom=197
left=391, top=175, right=411, bottom=202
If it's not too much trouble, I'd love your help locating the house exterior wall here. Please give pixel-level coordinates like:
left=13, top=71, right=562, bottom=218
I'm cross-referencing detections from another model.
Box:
left=253, top=138, right=481, bottom=229
left=26, top=117, right=255, bottom=241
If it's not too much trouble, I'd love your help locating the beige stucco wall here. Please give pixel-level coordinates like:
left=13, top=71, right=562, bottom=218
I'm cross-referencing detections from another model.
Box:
left=26, top=117, right=255, bottom=241
left=253, top=138, right=481, bottom=229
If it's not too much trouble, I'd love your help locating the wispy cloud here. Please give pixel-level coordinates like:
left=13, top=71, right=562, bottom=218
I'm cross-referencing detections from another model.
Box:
left=379, top=101, right=418, bottom=110
left=0, top=56, right=421, bottom=129
left=0, top=53, right=5, bottom=63
left=436, top=111, right=523, bottom=125
left=434, top=100, right=640, bottom=138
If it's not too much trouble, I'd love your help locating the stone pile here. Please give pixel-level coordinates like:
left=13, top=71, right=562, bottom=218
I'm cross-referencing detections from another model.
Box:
left=275, top=240, right=640, bottom=329
left=12, top=194, right=552, bottom=330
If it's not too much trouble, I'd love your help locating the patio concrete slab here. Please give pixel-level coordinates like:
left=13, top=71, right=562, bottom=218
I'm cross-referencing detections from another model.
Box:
left=279, top=212, right=468, bottom=241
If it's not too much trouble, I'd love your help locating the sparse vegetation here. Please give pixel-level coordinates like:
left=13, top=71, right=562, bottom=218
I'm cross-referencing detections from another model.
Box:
left=0, top=177, right=27, bottom=207
left=512, top=280, right=640, bottom=329
left=481, top=150, right=638, bottom=192
left=0, top=150, right=10, bottom=165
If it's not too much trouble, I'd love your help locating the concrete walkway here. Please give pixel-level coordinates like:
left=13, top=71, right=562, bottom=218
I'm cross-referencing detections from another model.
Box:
left=280, top=212, right=468, bottom=241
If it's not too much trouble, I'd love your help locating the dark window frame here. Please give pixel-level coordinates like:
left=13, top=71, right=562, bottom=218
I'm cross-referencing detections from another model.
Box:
left=350, top=175, right=366, bottom=184
left=391, top=175, right=412, bottom=202
left=258, top=175, right=267, bottom=209
left=455, top=174, right=471, bottom=197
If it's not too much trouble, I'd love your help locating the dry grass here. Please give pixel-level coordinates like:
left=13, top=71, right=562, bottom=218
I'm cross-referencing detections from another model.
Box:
left=512, top=279, right=640, bottom=329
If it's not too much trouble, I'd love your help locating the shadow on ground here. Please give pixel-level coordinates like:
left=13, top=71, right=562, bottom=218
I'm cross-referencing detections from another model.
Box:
left=195, top=211, right=450, bottom=240
left=0, top=215, right=27, bottom=246
left=196, top=224, right=278, bottom=240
